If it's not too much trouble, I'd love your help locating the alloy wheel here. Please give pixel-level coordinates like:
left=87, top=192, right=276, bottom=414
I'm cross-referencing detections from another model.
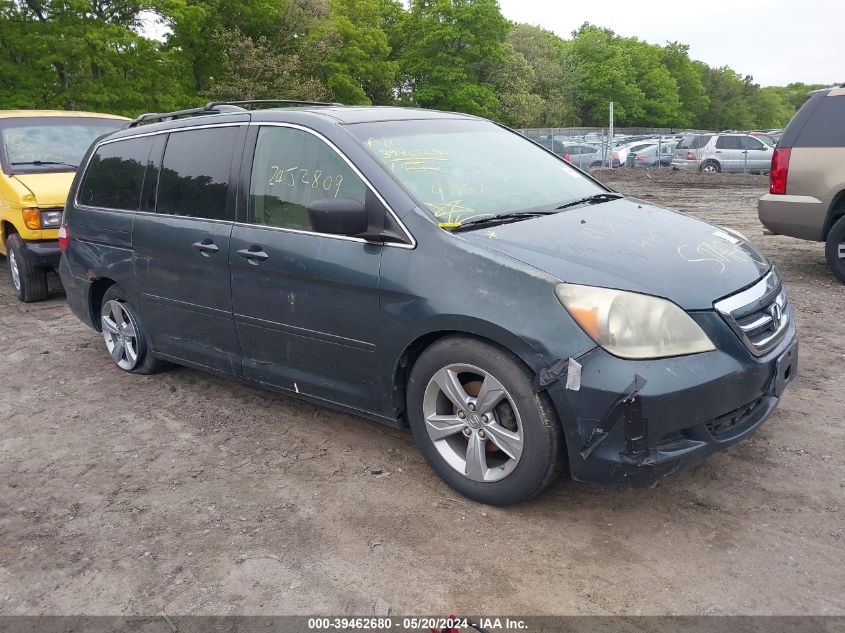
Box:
left=422, top=363, right=524, bottom=483
left=101, top=299, right=140, bottom=370
left=9, top=250, right=20, bottom=291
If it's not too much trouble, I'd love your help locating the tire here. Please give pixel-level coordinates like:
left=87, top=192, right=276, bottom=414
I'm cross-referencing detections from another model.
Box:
left=700, top=160, right=721, bottom=173
left=100, top=285, right=170, bottom=374
left=406, top=336, right=564, bottom=506
left=825, top=215, right=845, bottom=283
left=6, top=234, right=48, bottom=302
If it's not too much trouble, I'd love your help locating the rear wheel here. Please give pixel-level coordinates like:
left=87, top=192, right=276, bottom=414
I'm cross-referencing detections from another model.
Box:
left=700, top=160, right=721, bottom=173
left=407, top=336, right=564, bottom=506
left=6, top=234, right=48, bottom=302
left=825, top=215, right=845, bottom=283
left=100, top=285, right=170, bottom=374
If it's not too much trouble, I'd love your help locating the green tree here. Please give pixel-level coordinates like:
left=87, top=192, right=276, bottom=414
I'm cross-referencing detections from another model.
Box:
left=490, top=43, right=545, bottom=127
left=0, top=0, right=188, bottom=115
left=306, top=0, right=398, bottom=104
left=626, top=38, right=682, bottom=126
left=661, top=42, right=709, bottom=127
left=568, top=24, right=644, bottom=125
left=398, top=0, right=509, bottom=117
left=507, top=24, right=569, bottom=125
left=207, top=28, right=327, bottom=101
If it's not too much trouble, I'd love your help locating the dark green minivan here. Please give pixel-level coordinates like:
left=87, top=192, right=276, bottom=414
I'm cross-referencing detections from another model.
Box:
left=59, top=101, right=798, bottom=505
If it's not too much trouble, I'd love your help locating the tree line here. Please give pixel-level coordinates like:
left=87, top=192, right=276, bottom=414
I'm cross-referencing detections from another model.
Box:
left=0, top=0, right=831, bottom=129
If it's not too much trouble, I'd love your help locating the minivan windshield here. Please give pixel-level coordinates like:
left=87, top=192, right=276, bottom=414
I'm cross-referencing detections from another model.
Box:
left=349, top=119, right=604, bottom=224
left=1, top=117, right=125, bottom=174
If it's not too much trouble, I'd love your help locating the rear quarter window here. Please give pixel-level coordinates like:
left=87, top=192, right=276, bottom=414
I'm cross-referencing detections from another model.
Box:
left=793, top=94, right=845, bottom=148
left=677, top=135, right=712, bottom=150
left=77, top=137, right=154, bottom=210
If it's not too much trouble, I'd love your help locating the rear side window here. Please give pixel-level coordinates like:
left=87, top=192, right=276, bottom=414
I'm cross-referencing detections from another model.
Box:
left=248, top=126, right=367, bottom=231
left=793, top=94, right=845, bottom=147
left=716, top=136, right=743, bottom=150
left=78, top=137, right=153, bottom=210
left=677, top=135, right=712, bottom=150
left=157, top=127, right=238, bottom=220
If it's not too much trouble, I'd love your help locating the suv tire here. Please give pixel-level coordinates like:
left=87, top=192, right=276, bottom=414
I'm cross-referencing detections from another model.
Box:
left=700, top=160, right=721, bottom=173
left=100, top=285, right=170, bottom=374
left=406, top=336, right=564, bottom=506
left=825, top=215, right=845, bottom=283
left=6, top=234, right=48, bottom=302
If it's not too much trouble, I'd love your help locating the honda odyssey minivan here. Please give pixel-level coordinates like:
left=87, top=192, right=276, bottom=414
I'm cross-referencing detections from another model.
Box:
left=59, top=101, right=798, bottom=505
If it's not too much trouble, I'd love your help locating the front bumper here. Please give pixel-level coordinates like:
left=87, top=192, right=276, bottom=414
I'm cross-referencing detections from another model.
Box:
left=545, top=310, right=798, bottom=487
left=21, top=239, right=61, bottom=268
left=758, top=193, right=827, bottom=241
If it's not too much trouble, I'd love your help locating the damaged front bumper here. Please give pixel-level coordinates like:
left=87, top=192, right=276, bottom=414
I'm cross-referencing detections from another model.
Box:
left=544, top=310, right=798, bottom=487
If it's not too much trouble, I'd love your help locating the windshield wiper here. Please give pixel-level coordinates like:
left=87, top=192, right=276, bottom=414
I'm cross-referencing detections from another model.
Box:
left=11, top=160, right=78, bottom=169
left=450, top=210, right=559, bottom=233
left=555, top=192, right=623, bottom=210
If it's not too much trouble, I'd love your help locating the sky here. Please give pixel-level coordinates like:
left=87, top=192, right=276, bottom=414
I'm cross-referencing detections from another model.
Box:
left=496, top=0, right=843, bottom=87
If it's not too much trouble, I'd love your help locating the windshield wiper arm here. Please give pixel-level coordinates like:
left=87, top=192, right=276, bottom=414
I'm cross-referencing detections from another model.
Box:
left=11, top=160, right=78, bottom=169
left=451, top=210, right=558, bottom=233
left=555, top=192, right=622, bottom=210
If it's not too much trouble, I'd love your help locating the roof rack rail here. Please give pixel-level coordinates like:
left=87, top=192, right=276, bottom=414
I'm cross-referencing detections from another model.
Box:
left=128, top=99, right=343, bottom=128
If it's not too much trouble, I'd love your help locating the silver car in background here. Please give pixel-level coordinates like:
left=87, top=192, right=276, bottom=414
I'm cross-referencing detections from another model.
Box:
left=672, top=133, right=773, bottom=173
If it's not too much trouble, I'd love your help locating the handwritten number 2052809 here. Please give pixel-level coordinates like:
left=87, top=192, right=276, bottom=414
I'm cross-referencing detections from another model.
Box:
left=269, top=165, right=344, bottom=198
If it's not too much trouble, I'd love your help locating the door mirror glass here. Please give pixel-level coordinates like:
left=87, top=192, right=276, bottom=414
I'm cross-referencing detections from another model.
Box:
left=307, top=198, right=369, bottom=236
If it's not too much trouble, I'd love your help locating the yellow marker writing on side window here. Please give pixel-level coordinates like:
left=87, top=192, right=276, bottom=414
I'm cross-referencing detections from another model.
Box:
left=438, top=222, right=461, bottom=229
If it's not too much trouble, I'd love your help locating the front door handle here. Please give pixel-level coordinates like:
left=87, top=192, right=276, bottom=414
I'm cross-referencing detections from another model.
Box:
left=192, top=239, right=219, bottom=257
left=236, top=246, right=269, bottom=264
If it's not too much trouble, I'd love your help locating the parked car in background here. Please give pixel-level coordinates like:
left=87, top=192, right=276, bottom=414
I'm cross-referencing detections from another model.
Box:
left=626, top=142, right=677, bottom=168
left=561, top=144, right=603, bottom=169
left=60, top=101, right=797, bottom=505
left=672, top=133, right=772, bottom=173
left=759, top=85, right=845, bottom=282
left=0, top=110, right=128, bottom=301
left=534, top=136, right=566, bottom=157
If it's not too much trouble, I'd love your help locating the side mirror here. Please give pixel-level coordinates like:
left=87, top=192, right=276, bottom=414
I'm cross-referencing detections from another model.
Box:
left=307, top=199, right=369, bottom=236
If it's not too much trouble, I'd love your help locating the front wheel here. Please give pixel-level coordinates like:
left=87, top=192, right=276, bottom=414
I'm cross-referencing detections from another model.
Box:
left=407, top=337, right=564, bottom=506
left=6, top=234, right=48, bottom=302
left=825, top=215, right=845, bottom=283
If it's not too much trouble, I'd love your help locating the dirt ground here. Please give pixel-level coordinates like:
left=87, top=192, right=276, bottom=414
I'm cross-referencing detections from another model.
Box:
left=0, top=169, right=842, bottom=617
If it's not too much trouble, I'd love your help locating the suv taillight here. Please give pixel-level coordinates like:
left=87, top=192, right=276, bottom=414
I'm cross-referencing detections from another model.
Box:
left=563, top=153, right=571, bottom=162
left=58, top=225, right=69, bottom=253
left=686, top=152, right=696, bottom=161
left=769, top=147, right=791, bottom=195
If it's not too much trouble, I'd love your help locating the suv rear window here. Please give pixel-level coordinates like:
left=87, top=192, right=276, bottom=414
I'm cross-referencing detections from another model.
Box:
left=793, top=94, right=845, bottom=148
left=677, top=135, right=712, bottom=150
left=78, top=137, right=154, bottom=210
left=157, top=127, right=238, bottom=220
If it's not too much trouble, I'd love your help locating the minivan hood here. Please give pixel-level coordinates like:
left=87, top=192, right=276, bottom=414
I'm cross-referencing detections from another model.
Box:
left=10, top=172, right=75, bottom=208
left=459, top=198, right=769, bottom=310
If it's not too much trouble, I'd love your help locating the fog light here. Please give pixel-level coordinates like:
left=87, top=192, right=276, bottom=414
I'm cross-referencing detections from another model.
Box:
left=22, top=207, right=41, bottom=230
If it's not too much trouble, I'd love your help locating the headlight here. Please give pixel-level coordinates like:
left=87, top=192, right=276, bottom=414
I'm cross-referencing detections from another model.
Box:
left=555, top=283, right=715, bottom=359
left=40, top=210, right=62, bottom=228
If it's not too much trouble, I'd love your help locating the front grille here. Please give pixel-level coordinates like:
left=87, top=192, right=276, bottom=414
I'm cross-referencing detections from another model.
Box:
left=714, top=270, right=790, bottom=356
left=707, top=396, right=764, bottom=438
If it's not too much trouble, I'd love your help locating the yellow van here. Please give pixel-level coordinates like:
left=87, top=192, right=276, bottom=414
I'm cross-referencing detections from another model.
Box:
left=1, top=110, right=128, bottom=301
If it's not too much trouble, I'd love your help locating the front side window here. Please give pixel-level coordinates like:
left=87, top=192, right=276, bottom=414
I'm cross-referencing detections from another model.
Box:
left=248, top=126, right=367, bottom=231
left=349, top=119, right=603, bottom=224
left=742, top=136, right=766, bottom=150
left=1, top=117, right=125, bottom=174
left=157, top=127, right=238, bottom=220
left=78, top=137, right=154, bottom=210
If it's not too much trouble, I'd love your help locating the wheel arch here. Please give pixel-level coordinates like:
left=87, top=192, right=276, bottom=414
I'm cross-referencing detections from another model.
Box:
left=390, top=320, right=547, bottom=424
left=88, top=277, right=117, bottom=331
left=1, top=220, right=18, bottom=249
left=823, top=189, right=845, bottom=240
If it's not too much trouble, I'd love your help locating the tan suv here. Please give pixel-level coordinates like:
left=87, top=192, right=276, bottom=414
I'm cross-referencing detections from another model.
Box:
left=758, top=85, right=845, bottom=282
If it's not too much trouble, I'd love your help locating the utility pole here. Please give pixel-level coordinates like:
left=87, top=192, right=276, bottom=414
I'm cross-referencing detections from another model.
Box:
left=608, top=101, right=615, bottom=169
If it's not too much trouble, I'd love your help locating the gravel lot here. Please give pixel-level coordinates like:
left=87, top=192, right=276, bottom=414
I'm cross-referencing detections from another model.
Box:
left=1, top=169, right=842, bottom=616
